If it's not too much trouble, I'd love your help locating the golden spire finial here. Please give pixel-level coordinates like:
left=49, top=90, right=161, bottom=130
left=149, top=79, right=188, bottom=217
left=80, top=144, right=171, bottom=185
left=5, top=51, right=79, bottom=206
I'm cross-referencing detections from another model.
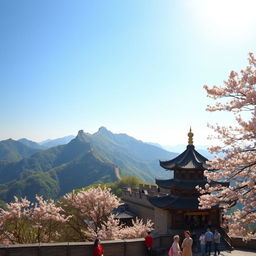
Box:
left=188, top=127, right=194, bottom=145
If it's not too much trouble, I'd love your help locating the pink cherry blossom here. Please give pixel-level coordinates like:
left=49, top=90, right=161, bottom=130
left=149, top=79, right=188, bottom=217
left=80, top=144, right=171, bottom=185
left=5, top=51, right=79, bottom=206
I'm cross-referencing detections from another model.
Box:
left=0, top=196, right=69, bottom=244
left=0, top=188, right=153, bottom=244
left=200, top=53, right=256, bottom=239
left=61, top=186, right=153, bottom=241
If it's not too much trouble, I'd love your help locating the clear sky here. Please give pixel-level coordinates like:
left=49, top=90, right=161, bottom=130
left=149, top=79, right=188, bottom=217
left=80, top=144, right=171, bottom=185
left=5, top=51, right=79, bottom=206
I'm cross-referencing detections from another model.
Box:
left=1, top=0, right=256, bottom=145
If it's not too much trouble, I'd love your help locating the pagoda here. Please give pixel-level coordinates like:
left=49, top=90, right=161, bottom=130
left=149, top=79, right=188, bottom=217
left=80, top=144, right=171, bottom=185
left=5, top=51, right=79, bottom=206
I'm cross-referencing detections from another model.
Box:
left=147, top=129, right=228, bottom=232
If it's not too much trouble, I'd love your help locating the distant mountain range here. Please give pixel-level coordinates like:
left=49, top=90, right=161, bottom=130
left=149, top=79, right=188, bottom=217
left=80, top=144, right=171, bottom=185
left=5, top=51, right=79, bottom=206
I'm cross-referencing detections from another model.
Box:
left=39, top=135, right=76, bottom=149
left=0, top=127, right=178, bottom=202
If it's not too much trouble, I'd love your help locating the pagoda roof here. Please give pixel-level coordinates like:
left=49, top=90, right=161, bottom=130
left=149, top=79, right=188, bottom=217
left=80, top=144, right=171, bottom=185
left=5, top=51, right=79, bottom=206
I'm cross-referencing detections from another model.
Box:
left=160, top=145, right=209, bottom=170
left=112, top=204, right=137, bottom=219
left=114, top=211, right=136, bottom=219
left=156, top=178, right=206, bottom=190
left=156, top=178, right=229, bottom=190
left=147, top=194, right=199, bottom=210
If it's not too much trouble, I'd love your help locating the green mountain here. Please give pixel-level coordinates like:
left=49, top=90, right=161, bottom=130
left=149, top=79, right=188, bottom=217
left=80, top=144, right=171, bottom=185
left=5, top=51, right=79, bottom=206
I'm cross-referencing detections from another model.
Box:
left=0, top=132, right=116, bottom=202
left=18, top=138, right=46, bottom=150
left=0, top=128, right=177, bottom=202
left=0, top=139, right=40, bottom=162
left=87, top=127, right=176, bottom=181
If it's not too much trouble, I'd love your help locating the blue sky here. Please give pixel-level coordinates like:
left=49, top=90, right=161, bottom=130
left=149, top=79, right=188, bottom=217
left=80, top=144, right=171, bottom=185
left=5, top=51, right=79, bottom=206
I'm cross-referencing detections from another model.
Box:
left=1, top=0, right=256, bottom=145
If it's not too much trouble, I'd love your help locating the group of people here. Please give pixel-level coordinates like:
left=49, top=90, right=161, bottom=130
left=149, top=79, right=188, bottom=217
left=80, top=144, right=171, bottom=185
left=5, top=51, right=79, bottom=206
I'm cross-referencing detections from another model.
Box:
left=145, top=228, right=221, bottom=256
left=145, top=230, right=193, bottom=256
left=93, top=228, right=221, bottom=256
left=168, top=230, right=193, bottom=256
left=199, top=228, right=221, bottom=256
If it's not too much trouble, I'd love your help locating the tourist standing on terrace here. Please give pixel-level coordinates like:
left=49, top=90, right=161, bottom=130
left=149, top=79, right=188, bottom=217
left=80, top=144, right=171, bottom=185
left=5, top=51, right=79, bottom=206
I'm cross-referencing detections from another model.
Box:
left=213, top=229, right=221, bottom=256
left=199, top=231, right=206, bottom=256
left=169, top=235, right=182, bottom=256
left=205, top=228, right=213, bottom=256
left=182, top=231, right=193, bottom=256
left=93, top=238, right=104, bottom=256
left=144, top=231, right=153, bottom=256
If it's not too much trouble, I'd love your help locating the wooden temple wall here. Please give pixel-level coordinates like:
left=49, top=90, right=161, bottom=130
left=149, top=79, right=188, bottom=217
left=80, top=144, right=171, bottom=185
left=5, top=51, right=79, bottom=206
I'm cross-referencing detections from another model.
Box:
left=154, top=208, right=172, bottom=234
left=122, top=187, right=222, bottom=234
left=209, top=208, right=221, bottom=226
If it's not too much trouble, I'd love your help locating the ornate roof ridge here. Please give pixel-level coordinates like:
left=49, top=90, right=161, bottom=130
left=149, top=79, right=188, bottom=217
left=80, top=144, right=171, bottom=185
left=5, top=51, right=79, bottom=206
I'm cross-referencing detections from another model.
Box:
left=159, top=144, right=209, bottom=171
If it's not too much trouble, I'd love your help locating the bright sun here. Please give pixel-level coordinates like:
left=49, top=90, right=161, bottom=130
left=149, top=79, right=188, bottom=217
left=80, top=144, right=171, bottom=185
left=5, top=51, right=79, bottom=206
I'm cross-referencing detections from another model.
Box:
left=186, top=0, right=256, bottom=37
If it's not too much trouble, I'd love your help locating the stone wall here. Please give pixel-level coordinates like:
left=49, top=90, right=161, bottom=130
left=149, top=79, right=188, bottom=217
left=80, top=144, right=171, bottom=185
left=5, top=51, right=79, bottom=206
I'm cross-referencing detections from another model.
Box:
left=0, top=239, right=146, bottom=256
left=122, top=187, right=155, bottom=222
left=0, top=236, right=255, bottom=256
left=0, top=236, right=174, bottom=256
left=231, top=237, right=256, bottom=251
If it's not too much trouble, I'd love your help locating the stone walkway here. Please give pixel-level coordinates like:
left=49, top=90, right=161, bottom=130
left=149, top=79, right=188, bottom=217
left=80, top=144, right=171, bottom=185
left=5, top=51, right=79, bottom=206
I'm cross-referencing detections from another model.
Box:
left=164, top=250, right=256, bottom=256
left=221, top=250, right=256, bottom=256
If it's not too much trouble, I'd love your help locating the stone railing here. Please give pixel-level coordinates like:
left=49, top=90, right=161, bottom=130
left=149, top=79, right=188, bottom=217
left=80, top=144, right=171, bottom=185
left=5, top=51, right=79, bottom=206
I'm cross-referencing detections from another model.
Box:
left=0, top=235, right=255, bottom=256
left=0, top=235, right=175, bottom=256
left=0, top=238, right=146, bottom=256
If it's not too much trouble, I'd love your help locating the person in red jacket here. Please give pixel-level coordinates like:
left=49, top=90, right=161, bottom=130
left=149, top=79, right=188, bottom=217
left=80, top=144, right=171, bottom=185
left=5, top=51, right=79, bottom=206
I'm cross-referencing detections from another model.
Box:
left=144, top=231, right=153, bottom=256
left=93, top=238, right=104, bottom=256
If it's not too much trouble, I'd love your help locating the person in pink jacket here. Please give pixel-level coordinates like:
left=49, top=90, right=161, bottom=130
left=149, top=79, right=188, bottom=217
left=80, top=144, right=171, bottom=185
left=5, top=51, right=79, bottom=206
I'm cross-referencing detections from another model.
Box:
left=169, top=235, right=182, bottom=256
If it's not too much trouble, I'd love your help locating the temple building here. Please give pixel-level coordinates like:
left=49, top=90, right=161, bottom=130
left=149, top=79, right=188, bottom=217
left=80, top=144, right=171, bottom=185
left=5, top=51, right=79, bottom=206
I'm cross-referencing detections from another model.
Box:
left=122, top=129, right=228, bottom=234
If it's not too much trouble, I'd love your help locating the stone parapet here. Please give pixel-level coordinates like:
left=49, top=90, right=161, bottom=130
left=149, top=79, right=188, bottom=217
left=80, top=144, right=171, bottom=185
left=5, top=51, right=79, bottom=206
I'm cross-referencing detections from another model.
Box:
left=0, top=239, right=145, bottom=256
left=231, top=237, right=256, bottom=251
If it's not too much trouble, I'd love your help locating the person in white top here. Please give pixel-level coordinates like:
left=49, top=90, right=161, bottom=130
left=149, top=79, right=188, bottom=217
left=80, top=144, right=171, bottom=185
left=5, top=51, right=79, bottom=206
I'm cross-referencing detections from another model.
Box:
left=169, top=235, right=182, bottom=256
left=199, top=231, right=206, bottom=256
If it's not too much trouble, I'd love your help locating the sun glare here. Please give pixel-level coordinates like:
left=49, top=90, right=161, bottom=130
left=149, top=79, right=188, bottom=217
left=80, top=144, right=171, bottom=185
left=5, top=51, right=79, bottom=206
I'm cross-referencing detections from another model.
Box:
left=187, top=0, right=256, bottom=38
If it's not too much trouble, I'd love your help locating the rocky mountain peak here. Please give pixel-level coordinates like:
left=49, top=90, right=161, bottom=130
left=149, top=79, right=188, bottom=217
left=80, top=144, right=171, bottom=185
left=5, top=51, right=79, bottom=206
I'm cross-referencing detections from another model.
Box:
left=97, top=126, right=112, bottom=135
left=75, top=130, right=90, bottom=144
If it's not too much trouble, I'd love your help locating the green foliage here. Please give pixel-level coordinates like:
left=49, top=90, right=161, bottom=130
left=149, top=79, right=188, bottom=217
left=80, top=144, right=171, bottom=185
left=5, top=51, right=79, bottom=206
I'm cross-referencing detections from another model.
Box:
left=82, top=176, right=149, bottom=197
left=109, top=176, right=146, bottom=197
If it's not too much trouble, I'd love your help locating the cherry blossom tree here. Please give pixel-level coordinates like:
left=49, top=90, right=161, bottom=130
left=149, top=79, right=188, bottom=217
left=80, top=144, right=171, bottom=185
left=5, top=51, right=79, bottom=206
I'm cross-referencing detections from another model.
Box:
left=0, top=197, right=31, bottom=244
left=199, top=53, right=256, bottom=238
left=119, top=218, right=153, bottom=239
left=61, top=186, right=153, bottom=241
left=30, top=195, right=69, bottom=243
left=0, top=187, right=153, bottom=244
left=61, top=186, right=120, bottom=241
left=83, top=216, right=153, bottom=241
left=0, top=196, right=68, bottom=244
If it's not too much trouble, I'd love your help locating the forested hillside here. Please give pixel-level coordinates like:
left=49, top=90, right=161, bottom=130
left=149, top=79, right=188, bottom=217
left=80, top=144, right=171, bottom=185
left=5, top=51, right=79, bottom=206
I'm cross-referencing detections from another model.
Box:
left=0, top=128, right=177, bottom=202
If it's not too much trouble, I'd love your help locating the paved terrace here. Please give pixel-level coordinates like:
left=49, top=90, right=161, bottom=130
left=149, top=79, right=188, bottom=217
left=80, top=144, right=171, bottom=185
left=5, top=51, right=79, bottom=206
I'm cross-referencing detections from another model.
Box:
left=161, top=249, right=256, bottom=256
left=222, top=250, right=256, bottom=256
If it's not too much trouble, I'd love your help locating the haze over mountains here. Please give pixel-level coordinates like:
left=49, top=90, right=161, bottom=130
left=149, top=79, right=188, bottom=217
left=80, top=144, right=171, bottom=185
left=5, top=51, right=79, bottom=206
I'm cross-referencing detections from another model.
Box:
left=0, top=127, right=179, bottom=202
left=39, top=135, right=76, bottom=149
